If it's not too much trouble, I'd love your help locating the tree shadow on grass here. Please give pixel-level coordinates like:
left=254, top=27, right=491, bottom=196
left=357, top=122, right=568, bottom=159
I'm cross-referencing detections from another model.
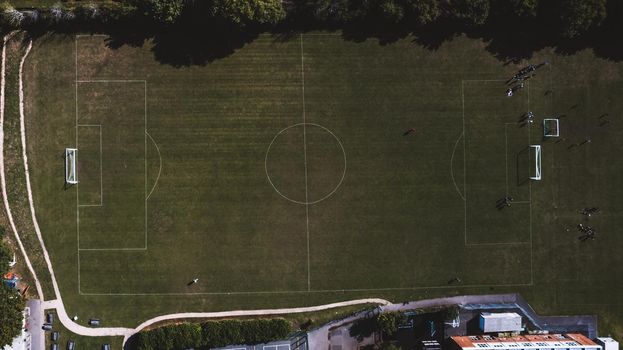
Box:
left=19, top=4, right=623, bottom=69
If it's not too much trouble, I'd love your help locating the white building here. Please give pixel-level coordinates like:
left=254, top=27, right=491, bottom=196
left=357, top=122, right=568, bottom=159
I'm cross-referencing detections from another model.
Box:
left=596, top=338, right=619, bottom=350
left=479, top=312, right=523, bottom=333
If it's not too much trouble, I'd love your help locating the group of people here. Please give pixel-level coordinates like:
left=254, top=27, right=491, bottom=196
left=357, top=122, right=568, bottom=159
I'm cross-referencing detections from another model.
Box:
left=578, top=223, right=598, bottom=241
left=505, top=61, right=549, bottom=97
left=496, top=196, right=514, bottom=209
left=581, top=207, right=599, bottom=217
left=577, top=207, right=600, bottom=241
left=519, top=111, right=535, bottom=126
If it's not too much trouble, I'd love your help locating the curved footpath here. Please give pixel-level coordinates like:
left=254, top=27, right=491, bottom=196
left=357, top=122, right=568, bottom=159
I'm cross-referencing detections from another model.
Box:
left=0, top=33, right=44, bottom=301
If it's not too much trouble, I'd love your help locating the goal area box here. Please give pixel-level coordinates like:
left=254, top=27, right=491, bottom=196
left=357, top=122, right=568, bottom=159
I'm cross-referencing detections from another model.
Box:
left=65, top=148, right=78, bottom=184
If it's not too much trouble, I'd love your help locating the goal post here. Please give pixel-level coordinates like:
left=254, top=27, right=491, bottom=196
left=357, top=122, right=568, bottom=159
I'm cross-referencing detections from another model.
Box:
left=65, top=148, right=78, bottom=184
left=530, top=145, right=541, bottom=181
left=543, top=118, right=559, bottom=137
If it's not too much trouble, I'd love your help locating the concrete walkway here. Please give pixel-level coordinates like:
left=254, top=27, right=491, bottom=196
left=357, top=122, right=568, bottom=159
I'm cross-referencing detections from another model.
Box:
left=307, top=293, right=521, bottom=350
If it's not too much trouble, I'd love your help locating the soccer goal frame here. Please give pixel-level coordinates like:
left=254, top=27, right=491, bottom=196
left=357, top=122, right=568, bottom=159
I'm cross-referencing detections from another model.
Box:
left=530, top=145, right=541, bottom=180
left=65, top=148, right=78, bottom=184
left=543, top=118, right=560, bottom=137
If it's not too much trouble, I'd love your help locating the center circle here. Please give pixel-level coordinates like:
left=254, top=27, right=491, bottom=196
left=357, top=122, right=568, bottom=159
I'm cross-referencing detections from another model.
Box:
left=265, top=123, right=346, bottom=205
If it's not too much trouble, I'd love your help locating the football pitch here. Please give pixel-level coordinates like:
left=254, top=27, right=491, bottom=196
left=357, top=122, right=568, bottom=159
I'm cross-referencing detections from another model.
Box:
left=23, top=33, right=623, bottom=334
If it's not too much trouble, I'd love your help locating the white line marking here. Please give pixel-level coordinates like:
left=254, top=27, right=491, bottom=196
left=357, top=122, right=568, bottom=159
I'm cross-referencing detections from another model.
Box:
left=265, top=124, right=346, bottom=205
left=78, top=281, right=535, bottom=296
left=462, top=79, right=506, bottom=82
left=301, top=34, right=311, bottom=292
left=76, top=124, right=102, bottom=207
left=145, top=130, right=162, bottom=201
left=450, top=131, right=465, bottom=201
left=461, top=81, right=467, bottom=245
left=505, top=124, right=509, bottom=195
left=75, top=35, right=80, bottom=292
left=76, top=80, right=146, bottom=83
left=144, top=80, right=147, bottom=250
left=79, top=248, right=147, bottom=251
left=527, top=80, right=534, bottom=285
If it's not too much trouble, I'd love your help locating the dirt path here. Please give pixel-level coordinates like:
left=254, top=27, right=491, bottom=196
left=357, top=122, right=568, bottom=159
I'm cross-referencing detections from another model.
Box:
left=0, top=33, right=44, bottom=301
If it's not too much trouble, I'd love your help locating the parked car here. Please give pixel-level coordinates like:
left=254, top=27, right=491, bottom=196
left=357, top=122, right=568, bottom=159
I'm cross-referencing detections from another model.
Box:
left=42, top=323, right=52, bottom=331
left=47, top=313, right=55, bottom=324
left=51, top=344, right=59, bottom=350
left=88, top=319, right=101, bottom=327
left=102, top=344, right=110, bottom=350
left=51, top=331, right=59, bottom=341
left=66, top=340, right=75, bottom=350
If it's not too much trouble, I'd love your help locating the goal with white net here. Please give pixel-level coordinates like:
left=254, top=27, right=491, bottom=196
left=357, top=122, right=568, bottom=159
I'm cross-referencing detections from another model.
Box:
left=65, top=148, right=78, bottom=184
left=530, top=145, right=541, bottom=181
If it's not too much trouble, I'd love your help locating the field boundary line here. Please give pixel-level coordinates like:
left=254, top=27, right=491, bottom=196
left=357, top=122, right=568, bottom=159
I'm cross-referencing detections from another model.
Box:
left=505, top=124, right=509, bottom=195
left=450, top=131, right=465, bottom=201
left=461, top=81, right=467, bottom=245
left=527, top=80, right=534, bottom=285
left=75, top=35, right=80, bottom=291
left=79, top=247, right=147, bottom=251
left=76, top=79, right=146, bottom=83
left=80, top=281, right=535, bottom=296
left=0, top=34, right=44, bottom=300
left=300, top=34, right=311, bottom=291
left=76, top=124, right=102, bottom=207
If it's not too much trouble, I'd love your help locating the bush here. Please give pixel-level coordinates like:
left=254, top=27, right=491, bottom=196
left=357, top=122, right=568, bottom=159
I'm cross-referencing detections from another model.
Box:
left=376, top=312, right=407, bottom=336
left=137, top=318, right=292, bottom=350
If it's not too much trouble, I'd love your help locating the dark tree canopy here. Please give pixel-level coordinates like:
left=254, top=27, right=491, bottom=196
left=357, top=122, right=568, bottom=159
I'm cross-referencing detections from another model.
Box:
left=141, top=0, right=184, bottom=24
left=403, top=0, right=442, bottom=26
left=447, top=0, right=490, bottom=26
left=0, top=284, right=25, bottom=348
left=509, top=0, right=539, bottom=19
left=0, top=242, right=10, bottom=276
left=558, top=0, right=606, bottom=38
left=210, top=0, right=286, bottom=26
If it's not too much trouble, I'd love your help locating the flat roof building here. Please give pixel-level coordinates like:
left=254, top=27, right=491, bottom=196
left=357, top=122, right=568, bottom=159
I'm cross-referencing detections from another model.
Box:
left=596, top=337, right=619, bottom=350
left=452, top=333, right=601, bottom=350
left=479, top=312, right=523, bottom=333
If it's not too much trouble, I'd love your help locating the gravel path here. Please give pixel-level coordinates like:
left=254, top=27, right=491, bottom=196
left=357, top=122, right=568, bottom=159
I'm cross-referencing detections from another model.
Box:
left=0, top=33, right=44, bottom=301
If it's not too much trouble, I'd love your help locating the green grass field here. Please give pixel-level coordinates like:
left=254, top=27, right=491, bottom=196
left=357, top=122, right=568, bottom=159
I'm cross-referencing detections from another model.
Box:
left=20, top=32, right=623, bottom=337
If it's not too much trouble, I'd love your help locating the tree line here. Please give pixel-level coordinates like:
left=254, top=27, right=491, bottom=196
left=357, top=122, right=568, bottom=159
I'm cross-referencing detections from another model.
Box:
left=0, top=0, right=620, bottom=40
left=135, top=318, right=292, bottom=350
left=0, top=227, right=26, bottom=348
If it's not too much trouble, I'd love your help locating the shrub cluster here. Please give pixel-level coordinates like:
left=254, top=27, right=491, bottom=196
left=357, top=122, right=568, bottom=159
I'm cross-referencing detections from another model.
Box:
left=136, top=318, right=292, bottom=350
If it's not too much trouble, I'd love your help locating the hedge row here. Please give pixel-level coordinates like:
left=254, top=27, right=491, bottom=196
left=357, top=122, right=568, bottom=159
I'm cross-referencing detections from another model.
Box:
left=136, top=318, right=292, bottom=350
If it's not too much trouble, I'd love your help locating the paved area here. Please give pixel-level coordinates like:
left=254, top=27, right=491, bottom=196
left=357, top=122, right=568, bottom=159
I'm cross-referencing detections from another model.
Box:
left=25, top=299, right=42, bottom=350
